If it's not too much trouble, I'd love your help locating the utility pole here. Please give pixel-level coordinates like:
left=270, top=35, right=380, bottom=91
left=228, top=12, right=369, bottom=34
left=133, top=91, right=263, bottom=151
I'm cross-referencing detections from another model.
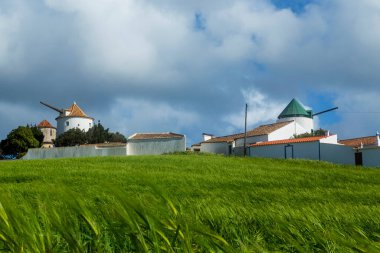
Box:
left=243, top=103, right=248, bottom=157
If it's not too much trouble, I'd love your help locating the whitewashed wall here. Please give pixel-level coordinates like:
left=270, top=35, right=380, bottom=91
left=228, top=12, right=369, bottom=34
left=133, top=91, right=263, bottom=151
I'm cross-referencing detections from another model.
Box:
left=320, top=143, right=354, bottom=165
left=362, top=148, right=380, bottom=167
left=268, top=122, right=297, bottom=141
left=57, top=117, right=94, bottom=136
left=127, top=137, right=186, bottom=155
left=40, top=127, right=56, bottom=144
left=277, top=117, right=312, bottom=134
left=250, top=142, right=354, bottom=165
left=200, top=142, right=231, bottom=155
left=235, top=135, right=268, bottom=147
left=22, top=145, right=127, bottom=160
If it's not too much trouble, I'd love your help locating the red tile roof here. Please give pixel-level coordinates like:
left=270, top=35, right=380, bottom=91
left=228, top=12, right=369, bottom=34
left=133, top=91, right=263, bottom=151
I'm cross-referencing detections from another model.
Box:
left=38, top=120, right=55, bottom=128
left=129, top=132, right=184, bottom=140
left=339, top=136, right=378, bottom=148
left=202, top=121, right=294, bottom=143
left=245, top=121, right=294, bottom=138
left=57, top=102, right=93, bottom=119
left=251, top=135, right=328, bottom=147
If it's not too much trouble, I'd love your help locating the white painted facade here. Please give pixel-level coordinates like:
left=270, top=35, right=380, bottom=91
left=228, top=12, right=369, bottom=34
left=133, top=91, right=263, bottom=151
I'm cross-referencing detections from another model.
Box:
left=200, top=142, right=232, bottom=155
left=39, top=127, right=57, bottom=148
left=249, top=135, right=354, bottom=165
left=127, top=137, right=186, bottom=155
left=361, top=147, right=380, bottom=167
left=277, top=117, right=312, bottom=134
left=56, top=117, right=94, bottom=136
left=234, top=135, right=268, bottom=147
left=234, top=121, right=308, bottom=147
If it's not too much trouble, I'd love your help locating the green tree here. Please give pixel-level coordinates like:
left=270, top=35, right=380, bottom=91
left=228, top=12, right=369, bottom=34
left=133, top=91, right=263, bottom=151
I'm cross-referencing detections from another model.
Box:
left=0, top=126, right=40, bottom=158
left=108, top=132, right=127, bottom=143
left=293, top=128, right=328, bottom=139
left=55, top=128, right=87, bottom=147
left=28, top=125, right=44, bottom=147
left=86, top=123, right=109, bottom=144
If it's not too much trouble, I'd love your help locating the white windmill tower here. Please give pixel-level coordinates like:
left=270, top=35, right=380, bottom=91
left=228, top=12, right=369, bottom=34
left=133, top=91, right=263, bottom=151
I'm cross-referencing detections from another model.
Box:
left=40, top=101, right=95, bottom=136
left=277, top=98, right=338, bottom=135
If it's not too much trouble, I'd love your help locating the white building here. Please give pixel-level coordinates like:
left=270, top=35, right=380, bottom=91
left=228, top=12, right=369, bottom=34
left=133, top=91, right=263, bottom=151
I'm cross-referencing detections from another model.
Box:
left=127, top=132, right=186, bottom=155
left=276, top=98, right=314, bottom=134
left=37, top=120, right=56, bottom=148
left=55, top=102, right=94, bottom=136
left=339, top=134, right=380, bottom=167
left=249, top=135, right=355, bottom=165
left=41, top=101, right=94, bottom=136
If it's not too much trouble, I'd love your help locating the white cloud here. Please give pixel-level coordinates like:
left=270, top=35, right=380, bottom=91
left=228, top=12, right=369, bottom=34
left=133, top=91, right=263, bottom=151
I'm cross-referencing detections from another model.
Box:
left=224, top=89, right=286, bottom=130
left=99, top=98, right=200, bottom=137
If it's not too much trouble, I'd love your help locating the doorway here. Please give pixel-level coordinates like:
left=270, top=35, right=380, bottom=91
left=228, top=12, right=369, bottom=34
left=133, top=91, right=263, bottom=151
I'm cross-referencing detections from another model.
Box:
left=355, top=152, right=363, bottom=166
left=284, top=144, right=294, bottom=159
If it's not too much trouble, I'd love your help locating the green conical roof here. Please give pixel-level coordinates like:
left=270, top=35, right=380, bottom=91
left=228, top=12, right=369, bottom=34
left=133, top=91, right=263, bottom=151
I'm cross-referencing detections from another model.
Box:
left=278, top=99, right=312, bottom=119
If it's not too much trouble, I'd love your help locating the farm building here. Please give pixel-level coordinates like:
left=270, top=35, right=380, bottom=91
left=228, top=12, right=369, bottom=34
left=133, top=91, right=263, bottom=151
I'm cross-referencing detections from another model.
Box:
left=37, top=120, right=56, bottom=148
left=249, top=135, right=355, bottom=165
left=339, top=134, right=380, bottom=166
left=127, top=133, right=186, bottom=155
left=198, top=98, right=338, bottom=156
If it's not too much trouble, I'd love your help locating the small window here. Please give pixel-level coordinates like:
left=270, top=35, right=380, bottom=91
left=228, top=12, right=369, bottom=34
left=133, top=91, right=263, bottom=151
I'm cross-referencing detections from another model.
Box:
left=66, top=121, right=69, bottom=126
left=78, top=124, right=80, bottom=127
left=50, top=129, right=52, bottom=136
left=89, top=123, right=92, bottom=127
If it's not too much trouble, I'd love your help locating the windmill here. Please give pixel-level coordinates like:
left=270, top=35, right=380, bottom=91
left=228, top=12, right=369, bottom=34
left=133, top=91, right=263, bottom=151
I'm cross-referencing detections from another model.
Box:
left=40, top=101, right=94, bottom=136
left=277, top=98, right=338, bottom=134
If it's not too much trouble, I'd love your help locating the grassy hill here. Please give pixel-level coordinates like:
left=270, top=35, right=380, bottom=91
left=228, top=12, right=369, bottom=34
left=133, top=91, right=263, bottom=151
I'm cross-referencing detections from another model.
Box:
left=0, top=154, right=379, bottom=252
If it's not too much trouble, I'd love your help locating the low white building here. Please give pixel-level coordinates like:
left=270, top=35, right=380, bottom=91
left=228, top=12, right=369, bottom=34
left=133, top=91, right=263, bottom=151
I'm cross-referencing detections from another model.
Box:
left=339, top=134, right=380, bottom=167
left=249, top=135, right=355, bottom=165
left=200, top=121, right=301, bottom=155
left=127, top=132, right=186, bottom=155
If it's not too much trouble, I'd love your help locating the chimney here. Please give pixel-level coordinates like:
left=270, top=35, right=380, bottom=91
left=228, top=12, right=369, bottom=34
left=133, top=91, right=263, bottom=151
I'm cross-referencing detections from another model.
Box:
left=326, top=130, right=330, bottom=136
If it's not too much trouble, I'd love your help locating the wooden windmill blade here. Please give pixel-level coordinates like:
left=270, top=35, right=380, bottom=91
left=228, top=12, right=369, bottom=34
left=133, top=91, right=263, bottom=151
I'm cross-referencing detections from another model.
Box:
left=40, top=101, right=64, bottom=113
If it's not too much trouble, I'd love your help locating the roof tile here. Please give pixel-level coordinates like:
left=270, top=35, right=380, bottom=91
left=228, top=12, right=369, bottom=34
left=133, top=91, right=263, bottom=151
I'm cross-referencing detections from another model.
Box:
left=203, top=121, right=294, bottom=143
left=251, top=135, right=328, bottom=147
left=38, top=120, right=54, bottom=128
left=339, top=136, right=378, bottom=148
left=129, top=132, right=184, bottom=140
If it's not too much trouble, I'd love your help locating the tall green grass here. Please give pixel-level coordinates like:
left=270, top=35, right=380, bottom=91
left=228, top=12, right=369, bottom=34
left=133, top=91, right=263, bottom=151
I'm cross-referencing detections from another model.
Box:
left=0, top=154, right=379, bottom=252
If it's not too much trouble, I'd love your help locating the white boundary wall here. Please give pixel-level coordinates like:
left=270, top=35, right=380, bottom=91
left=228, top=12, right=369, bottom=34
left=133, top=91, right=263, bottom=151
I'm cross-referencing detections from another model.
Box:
left=127, top=137, right=186, bottom=155
left=200, top=142, right=231, bottom=155
left=249, top=142, right=354, bottom=165
left=362, top=148, right=380, bottom=167
left=22, top=145, right=127, bottom=160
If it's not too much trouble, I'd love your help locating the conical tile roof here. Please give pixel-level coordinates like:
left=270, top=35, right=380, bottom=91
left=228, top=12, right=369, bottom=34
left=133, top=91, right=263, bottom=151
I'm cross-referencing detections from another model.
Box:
left=38, top=120, right=54, bottom=128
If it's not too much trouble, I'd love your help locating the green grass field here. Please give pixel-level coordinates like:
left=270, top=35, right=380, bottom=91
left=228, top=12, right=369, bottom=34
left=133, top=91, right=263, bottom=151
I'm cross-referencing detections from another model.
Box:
left=0, top=154, right=380, bottom=252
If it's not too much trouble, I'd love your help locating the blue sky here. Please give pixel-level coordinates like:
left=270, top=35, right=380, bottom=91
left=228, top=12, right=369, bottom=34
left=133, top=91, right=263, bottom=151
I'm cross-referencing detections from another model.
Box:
left=271, top=0, right=318, bottom=13
left=1, top=0, right=380, bottom=145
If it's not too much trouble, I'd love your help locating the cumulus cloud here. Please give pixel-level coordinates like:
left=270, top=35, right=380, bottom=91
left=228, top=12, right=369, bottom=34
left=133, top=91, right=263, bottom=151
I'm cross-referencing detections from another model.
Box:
left=98, top=98, right=200, bottom=142
left=1, top=0, right=380, bottom=144
left=224, top=89, right=286, bottom=130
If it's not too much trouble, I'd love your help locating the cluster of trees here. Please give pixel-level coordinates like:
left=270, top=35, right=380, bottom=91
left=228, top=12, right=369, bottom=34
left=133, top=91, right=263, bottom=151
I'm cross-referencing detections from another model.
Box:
left=0, top=123, right=127, bottom=158
left=54, top=123, right=126, bottom=147
left=293, top=128, right=328, bottom=139
left=0, top=125, right=44, bottom=158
